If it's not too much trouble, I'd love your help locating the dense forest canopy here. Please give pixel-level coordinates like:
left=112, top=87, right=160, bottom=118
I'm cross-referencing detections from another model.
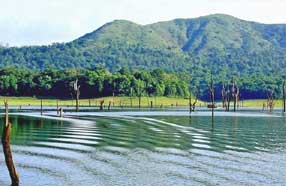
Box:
left=0, top=14, right=285, bottom=99
left=0, top=67, right=189, bottom=99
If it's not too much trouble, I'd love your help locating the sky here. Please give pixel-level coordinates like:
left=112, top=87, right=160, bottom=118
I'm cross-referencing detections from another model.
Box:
left=1, top=0, right=286, bottom=46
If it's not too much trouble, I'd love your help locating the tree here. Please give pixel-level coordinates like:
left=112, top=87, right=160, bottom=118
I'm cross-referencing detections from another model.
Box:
left=73, top=79, right=80, bottom=112
left=282, top=80, right=285, bottom=113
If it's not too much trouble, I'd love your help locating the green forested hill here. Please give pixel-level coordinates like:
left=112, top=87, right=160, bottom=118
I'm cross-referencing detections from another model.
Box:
left=0, top=14, right=285, bottom=99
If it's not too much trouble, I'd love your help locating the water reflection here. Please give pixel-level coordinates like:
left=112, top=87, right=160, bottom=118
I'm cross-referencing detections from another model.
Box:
left=0, top=115, right=285, bottom=185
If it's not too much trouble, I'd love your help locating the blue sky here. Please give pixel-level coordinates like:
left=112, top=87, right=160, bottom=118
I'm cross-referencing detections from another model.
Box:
left=1, top=0, right=286, bottom=46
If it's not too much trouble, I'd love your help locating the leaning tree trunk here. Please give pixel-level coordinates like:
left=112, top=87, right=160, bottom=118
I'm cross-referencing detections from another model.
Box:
left=2, top=100, right=19, bottom=186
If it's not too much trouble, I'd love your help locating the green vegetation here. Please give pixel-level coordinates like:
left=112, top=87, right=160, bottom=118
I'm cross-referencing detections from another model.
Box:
left=242, top=99, right=283, bottom=107
left=1, top=96, right=199, bottom=107
left=0, top=67, right=189, bottom=99
left=0, top=14, right=285, bottom=99
left=2, top=96, right=285, bottom=108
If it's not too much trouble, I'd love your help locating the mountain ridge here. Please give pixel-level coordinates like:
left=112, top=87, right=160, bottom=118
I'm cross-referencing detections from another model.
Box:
left=0, top=14, right=285, bottom=98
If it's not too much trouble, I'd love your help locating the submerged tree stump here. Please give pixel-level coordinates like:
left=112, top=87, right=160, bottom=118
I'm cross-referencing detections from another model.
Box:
left=2, top=100, right=19, bottom=186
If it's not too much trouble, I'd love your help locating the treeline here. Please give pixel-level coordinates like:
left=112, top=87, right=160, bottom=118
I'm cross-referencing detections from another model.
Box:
left=0, top=67, right=189, bottom=99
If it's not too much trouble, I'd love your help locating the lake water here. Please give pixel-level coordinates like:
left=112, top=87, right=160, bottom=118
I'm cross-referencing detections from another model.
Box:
left=0, top=112, right=286, bottom=186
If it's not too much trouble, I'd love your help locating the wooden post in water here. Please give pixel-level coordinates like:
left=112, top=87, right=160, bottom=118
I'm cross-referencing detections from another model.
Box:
left=2, top=100, right=19, bottom=186
left=150, top=101, right=153, bottom=109
left=283, top=80, right=285, bottom=113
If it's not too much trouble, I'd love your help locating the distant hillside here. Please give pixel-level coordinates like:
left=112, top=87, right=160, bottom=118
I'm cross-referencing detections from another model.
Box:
left=0, top=14, right=285, bottom=98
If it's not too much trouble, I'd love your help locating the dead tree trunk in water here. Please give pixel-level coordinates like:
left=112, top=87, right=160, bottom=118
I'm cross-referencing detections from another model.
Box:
left=130, top=87, right=133, bottom=108
left=40, top=99, right=43, bottom=115
left=221, top=85, right=227, bottom=109
left=209, top=76, right=215, bottom=120
left=189, top=90, right=199, bottom=112
left=139, top=96, right=141, bottom=109
left=232, top=79, right=240, bottom=112
left=99, top=100, right=104, bottom=111
left=283, top=80, right=285, bottom=113
left=2, top=100, right=19, bottom=186
left=267, top=90, right=274, bottom=112
left=56, top=100, right=59, bottom=115
left=73, top=79, right=80, bottom=112
left=189, top=95, right=192, bottom=113
left=226, top=84, right=231, bottom=112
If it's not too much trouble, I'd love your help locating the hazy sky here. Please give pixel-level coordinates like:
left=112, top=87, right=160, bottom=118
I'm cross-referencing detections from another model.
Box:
left=1, top=0, right=286, bottom=46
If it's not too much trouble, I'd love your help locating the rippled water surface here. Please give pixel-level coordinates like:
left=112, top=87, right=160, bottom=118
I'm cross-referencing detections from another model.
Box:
left=0, top=113, right=286, bottom=186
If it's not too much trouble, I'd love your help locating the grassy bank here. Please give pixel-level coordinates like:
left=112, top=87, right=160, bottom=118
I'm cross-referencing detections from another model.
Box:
left=242, top=99, right=283, bottom=107
left=0, top=96, right=284, bottom=108
left=0, top=96, right=202, bottom=107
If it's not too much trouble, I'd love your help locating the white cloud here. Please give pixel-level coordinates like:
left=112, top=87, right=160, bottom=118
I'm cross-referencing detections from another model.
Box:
left=0, top=0, right=286, bottom=46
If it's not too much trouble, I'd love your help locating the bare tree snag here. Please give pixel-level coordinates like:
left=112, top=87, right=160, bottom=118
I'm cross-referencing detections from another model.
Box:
left=267, top=90, right=274, bottom=112
left=209, top=76, right=215, bottom=120
left=108, top=101, right=112, bottom=110
left=130, top=87, right=133, bottom=108
left=40, top=99, right=43, bottom=115
left=56, top=100, right=59, bottom=115
left=283, top=80, right=285, bottom=113
left=226, top=84, right=231, bottom=112
left=2, top=100, right=19, bottom=186
left=221, top=84, right=227, bottom=109
left=189, top=89, right=199, bottom=113
left=99, top=100, right=104, bottom=111
left=138, top=96, right=141, bottom=109
left=73, top=79, right=80, bottom=112
left=60, top=108, right=64, bottom=117
left=232, top=79, right=240, bottom=112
